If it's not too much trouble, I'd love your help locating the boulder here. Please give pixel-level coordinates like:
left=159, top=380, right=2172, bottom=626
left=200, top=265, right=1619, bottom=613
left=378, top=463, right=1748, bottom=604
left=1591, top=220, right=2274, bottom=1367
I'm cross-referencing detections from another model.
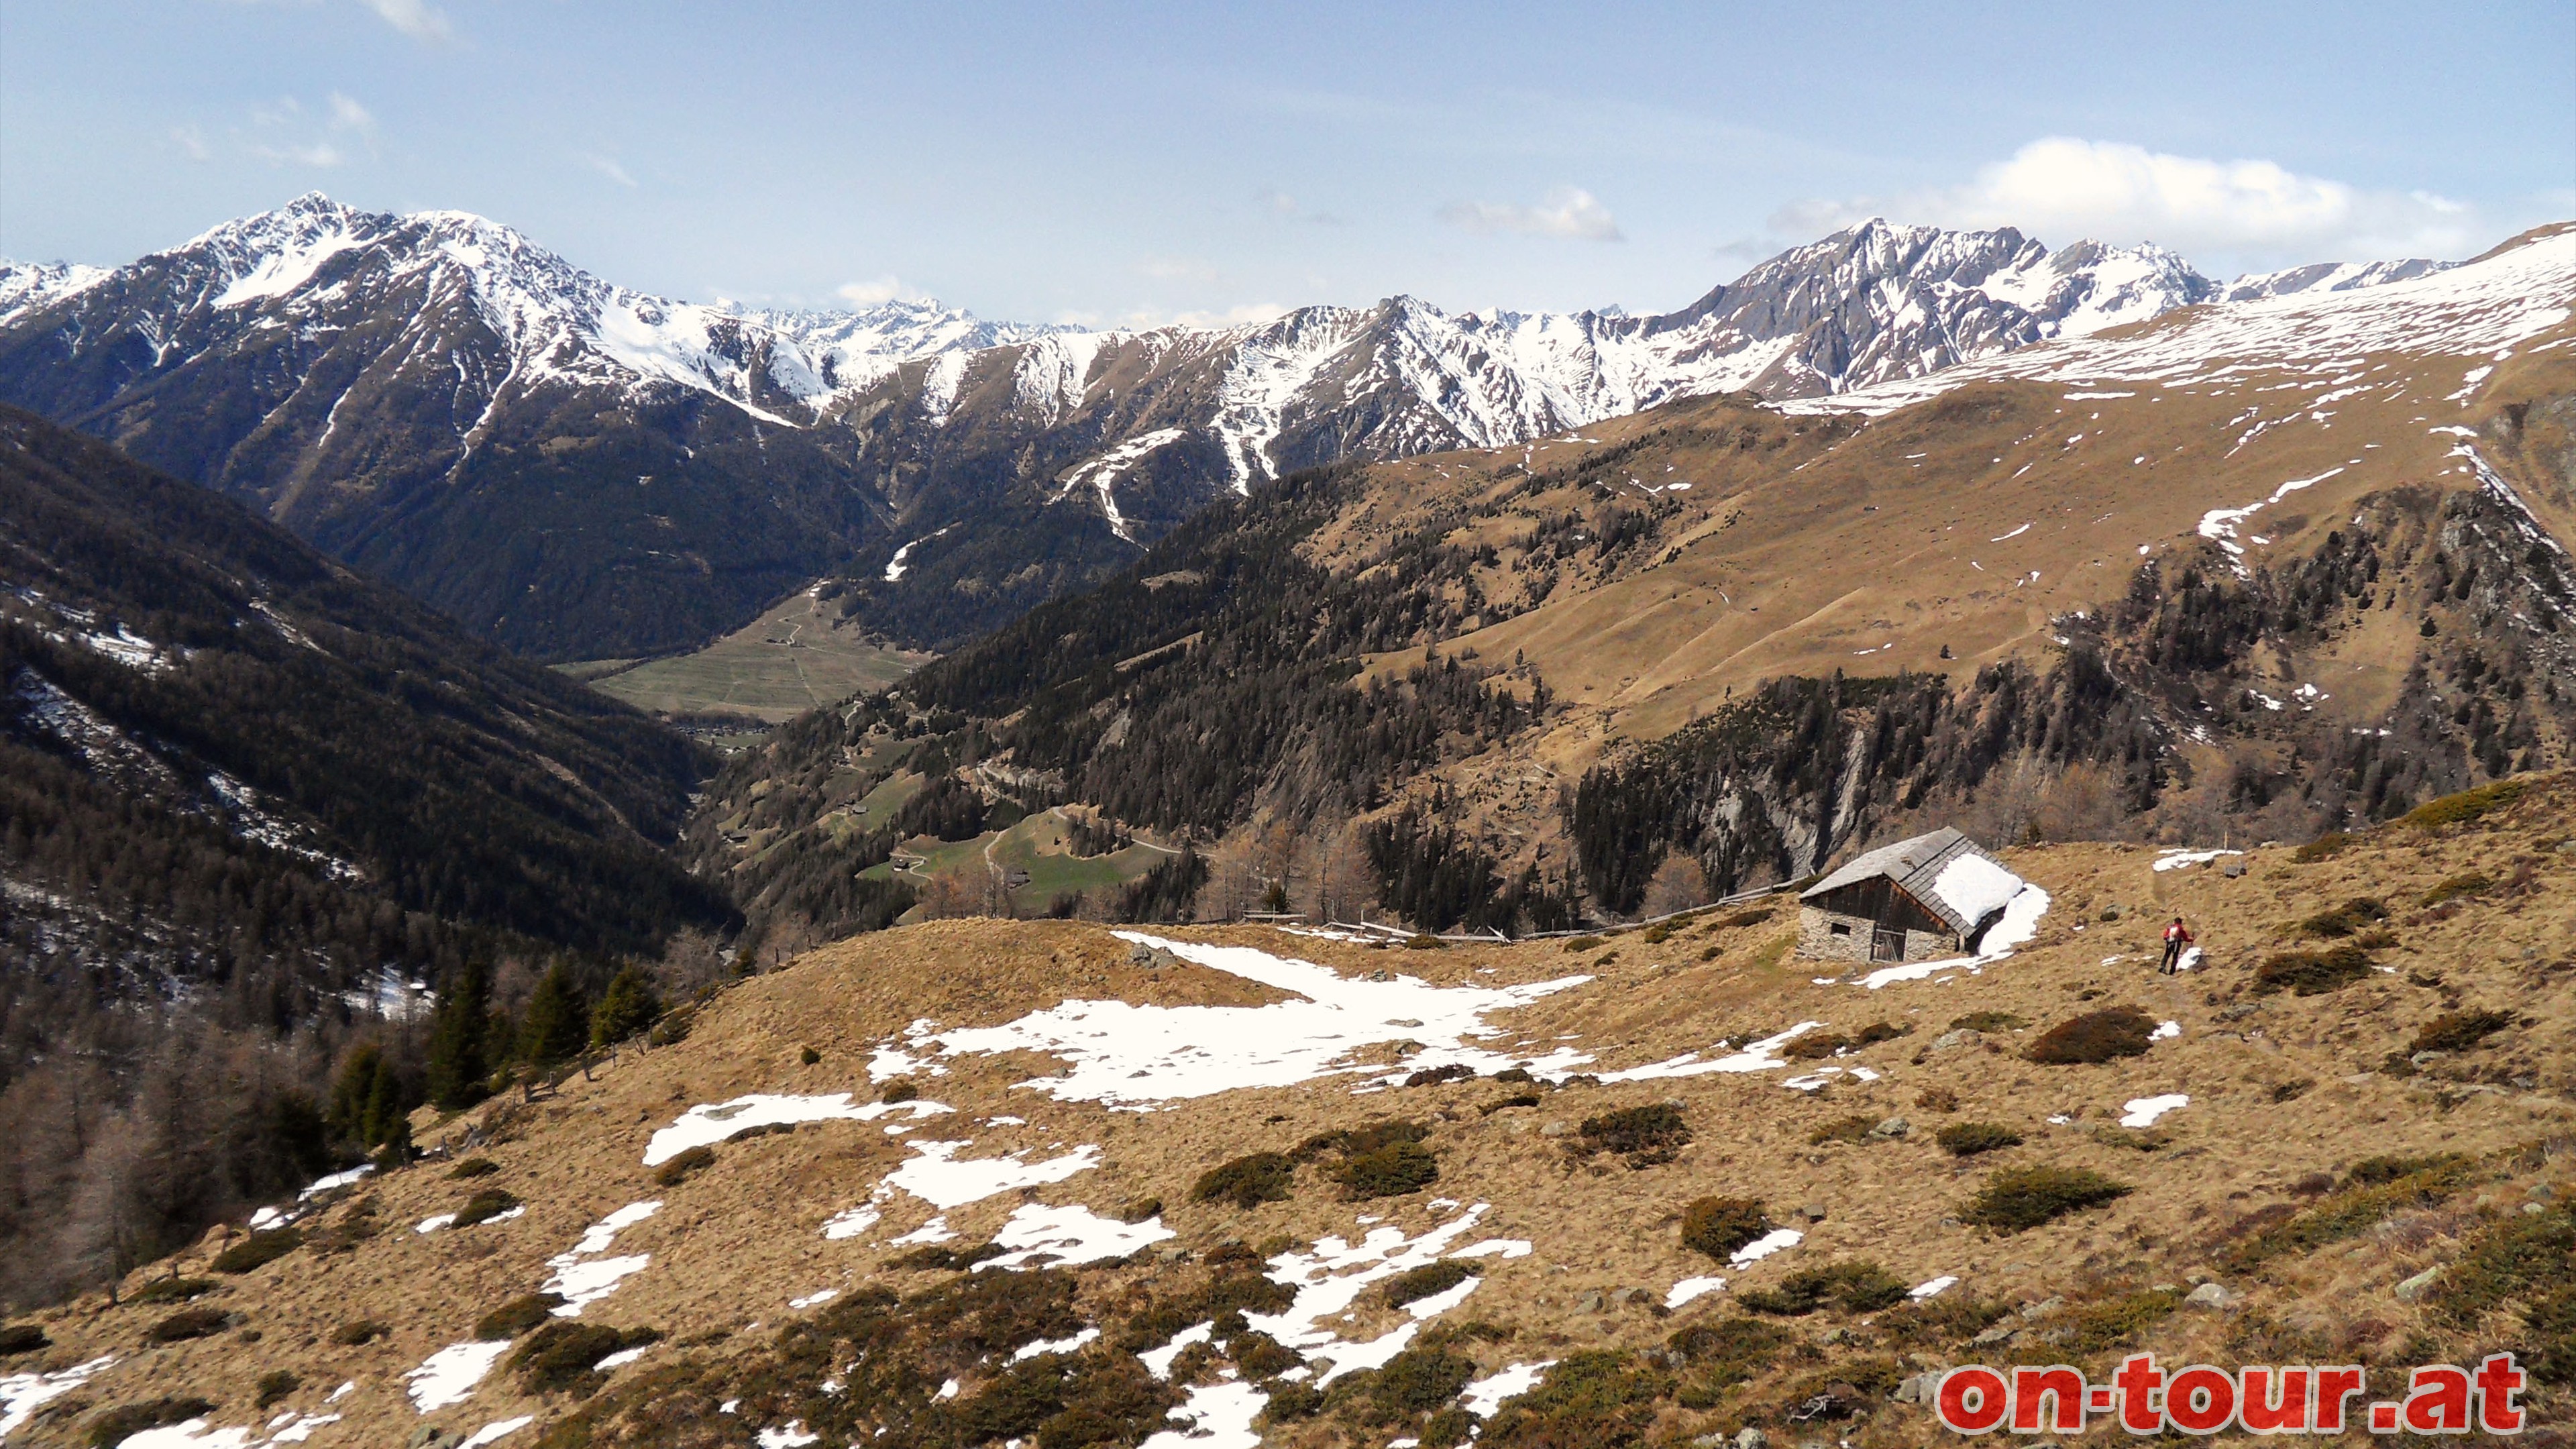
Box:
left=2184, top=1283, right=2233, bottom=1310
left=1930, top=1029, right=1982, bottom=1052
left=2394, top=1267, right=2442, bottom=1302
left=1868, top=1116, right=1910, bottom=1140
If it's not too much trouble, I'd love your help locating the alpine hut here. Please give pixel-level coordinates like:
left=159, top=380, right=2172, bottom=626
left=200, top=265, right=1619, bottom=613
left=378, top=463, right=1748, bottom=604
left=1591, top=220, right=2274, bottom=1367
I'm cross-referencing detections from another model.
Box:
left=1795, top=826, right=2025, bottom=965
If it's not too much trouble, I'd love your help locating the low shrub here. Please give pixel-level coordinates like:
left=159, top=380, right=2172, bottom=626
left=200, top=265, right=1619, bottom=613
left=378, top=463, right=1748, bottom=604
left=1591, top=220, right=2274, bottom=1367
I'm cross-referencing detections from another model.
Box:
left=1680, top=1197, right=1768, bottom=1260
left=329, top=1319, right=388, bottom=1346
left=1333, top=1140, right=1439, bottom=1199
left=1719, top=907, right=1774, bottom=929
left=130, top=1277, right=217, bottom=1305
left=2088, top=1124, right=2171, bottom=1152
left=1403, top=1063, right=1476, bottom=1087
left=2224, top=1157, right=2477, bottom=1269
left=85, top=1398, right=214, bottom=1448
left=1914, top=1085, right=1961, bottom=1112
left=1401, top=933, right=1447, bottom=950
left=879, top=1079, right=921, bottom=1104
left=1935, top=1122, right=2024, bottom=1157
left=146, top=1307, right=231, bottom=1343
left=1420, top=1405, right=1476, bottom=1448
left=1578, top=1104, right=1693, bottom=1165
left=1807, top=1114, right=1878, bottom=1146
left=256, top=1370, right=300, bottom=1409
left=2292, top=830, right=2355, bottom=863
left=1947, top=1010, right=2028, bottom=1032
left=1344, top=1342, right=1478, bottom=1421
left=1291, top=1122, right=1440, bottom=1199
left=799, top=1045, right=822, bottom=1065
left=449, top=1157, right=500, bottom=1179
left=1960, top=1166, right=2134, bottom=1233
left=1853, top=1020, right=1909, bottom=1045
left=1480, top=1093, right=1542, bottom=1115
left=2349, top=1153, right=2472, bottom=1187
left=2402, top=779, right=2528, bottom=829
left=1492, top=1066, right=1534, bottom=1083
left=653, top=1145, right=716, bottom=1187
left=1256, top=1382, right=1326, bottom=1424
left=477, top=1293, right=570, bottom=1340
left=1477, top=1349, right=1670, bottom=1449
left=1668, top=1318, right=1796, bottom=1405
left=2299, top=897, right=2387, bottom=938
left=0, top=1324, right=49, bottom=1355
left=1118, top=1197, right=1163, bottom=1224
left=2419, top=872, right=2494, bottom=907
left=2253, top=944, right=2373, bottom=996
left=887, top=1241, right=1008, bottom=1272
left=2059, top=1288, right=2184, bottom=1354
left=2410, top=1010, right=2516, bottom=1055
left=1875, top=1293, right=2013, bottom=1349
left=509, top=1320, right=661, bottom=1396
left=211, top=1228, right=303, bottom=1275
left=1382, top=1260, right=1480, bottom=1309
left=1560, top=936, right=1603, bottom=953
left=2025, top=1009, right=2157, bottom=1064
left=2432, top=1204, right=2576, bottom=1383
left=1230, top=1332, right=1301, bottom=1379
left=1191, top=1152, right=1295, bottom=1210
left=454, top=1189, right=522, bottom=1227
left=1781, top=1032, right=1848, bottom=1061
left=1736, top=1260, right=1909, bottom=1316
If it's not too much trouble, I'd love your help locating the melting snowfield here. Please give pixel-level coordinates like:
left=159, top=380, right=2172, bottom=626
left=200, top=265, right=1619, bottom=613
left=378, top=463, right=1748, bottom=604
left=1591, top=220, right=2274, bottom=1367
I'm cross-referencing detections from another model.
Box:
left=643, top=1093, right=952, bottom=1165
left=926, top=932, right=1593, bottom=1106
left=1, top=1354, right=115, bottom=1440
left=543, top=1201, right=661, bottom=1315
left=404, top=1341, right=511, bottom=1413
left=2121, top=1093, right=2190, bottom=1128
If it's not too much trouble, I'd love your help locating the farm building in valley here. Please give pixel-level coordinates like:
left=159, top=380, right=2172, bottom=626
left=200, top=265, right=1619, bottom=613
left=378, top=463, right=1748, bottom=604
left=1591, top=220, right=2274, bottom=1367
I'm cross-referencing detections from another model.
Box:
left=1796, top=826, right=2024, bottom=964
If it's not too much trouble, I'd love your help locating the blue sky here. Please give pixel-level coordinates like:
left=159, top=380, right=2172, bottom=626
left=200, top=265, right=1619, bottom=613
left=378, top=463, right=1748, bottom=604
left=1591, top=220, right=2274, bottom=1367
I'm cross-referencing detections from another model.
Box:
left=5, top=1, right=2570, bottom=324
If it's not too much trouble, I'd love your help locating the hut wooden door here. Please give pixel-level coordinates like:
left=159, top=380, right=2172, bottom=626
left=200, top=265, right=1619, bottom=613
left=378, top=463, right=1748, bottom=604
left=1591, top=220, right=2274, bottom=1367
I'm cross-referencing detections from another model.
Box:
left=1871, top=926, right=1906, bottom=962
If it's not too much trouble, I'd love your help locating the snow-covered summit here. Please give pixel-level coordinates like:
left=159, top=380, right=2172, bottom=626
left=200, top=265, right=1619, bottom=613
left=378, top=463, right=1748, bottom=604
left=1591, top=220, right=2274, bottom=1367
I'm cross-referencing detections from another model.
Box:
left=70, top=192, right=1050, bottom=423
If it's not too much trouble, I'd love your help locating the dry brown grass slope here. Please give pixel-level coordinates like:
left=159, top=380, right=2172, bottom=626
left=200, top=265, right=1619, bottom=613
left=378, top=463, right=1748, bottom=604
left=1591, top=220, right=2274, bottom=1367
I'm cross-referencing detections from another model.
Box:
left=9, top=775, right=2576, bottom=1446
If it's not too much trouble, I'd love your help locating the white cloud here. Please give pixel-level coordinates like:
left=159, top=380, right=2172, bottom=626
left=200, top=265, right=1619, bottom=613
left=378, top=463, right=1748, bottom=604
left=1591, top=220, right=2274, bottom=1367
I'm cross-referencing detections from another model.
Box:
left=1438, top=188, right=1623, bottom=242
left=575, top=152, right=638, bottom=188
left=837, top=276, right=929, bottom=306
left=1113, top=302, right=1291, bottom=330
left=1138, top=257, right=1220, bottom=283
left=256, top=142, right=347, bottom=167
left=1782, top=137, right=2476, bottom=263
left=358, top=0, right=453, bottom=42
left=170, top=125, right=212, bottom=162
left=327, top=92, right=374, bottom=133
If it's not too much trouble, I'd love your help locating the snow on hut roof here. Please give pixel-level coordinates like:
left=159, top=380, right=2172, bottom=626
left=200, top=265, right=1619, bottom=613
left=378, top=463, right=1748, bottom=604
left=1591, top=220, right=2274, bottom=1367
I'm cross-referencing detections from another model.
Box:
left=1799, top=827, right=2023, bottom=937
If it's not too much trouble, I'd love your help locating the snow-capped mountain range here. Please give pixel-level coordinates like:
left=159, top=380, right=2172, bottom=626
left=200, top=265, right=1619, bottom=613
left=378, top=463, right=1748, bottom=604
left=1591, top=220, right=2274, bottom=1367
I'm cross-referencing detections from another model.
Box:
left=0, top=193, right=2454, bottom=658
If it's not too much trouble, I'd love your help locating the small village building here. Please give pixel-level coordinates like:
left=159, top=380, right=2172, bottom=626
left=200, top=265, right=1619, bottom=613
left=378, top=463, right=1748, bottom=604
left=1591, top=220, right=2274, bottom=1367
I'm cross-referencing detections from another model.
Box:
left=1796, top=826, right=2025, bottom=965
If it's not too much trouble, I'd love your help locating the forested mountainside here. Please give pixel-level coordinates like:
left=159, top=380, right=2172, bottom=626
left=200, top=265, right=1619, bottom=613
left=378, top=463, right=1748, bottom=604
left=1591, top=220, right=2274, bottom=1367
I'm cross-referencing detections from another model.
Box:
left=0, top=406, right=732, bottom=1308
left=0, top=197, right=2429, bottom=661
left=693, top=225, right=2576, bottom=950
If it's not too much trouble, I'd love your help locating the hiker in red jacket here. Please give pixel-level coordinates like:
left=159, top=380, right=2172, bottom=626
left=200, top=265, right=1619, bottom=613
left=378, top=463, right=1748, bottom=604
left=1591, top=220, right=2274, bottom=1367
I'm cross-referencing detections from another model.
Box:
left=2159, top=916, right=2195, bottom=973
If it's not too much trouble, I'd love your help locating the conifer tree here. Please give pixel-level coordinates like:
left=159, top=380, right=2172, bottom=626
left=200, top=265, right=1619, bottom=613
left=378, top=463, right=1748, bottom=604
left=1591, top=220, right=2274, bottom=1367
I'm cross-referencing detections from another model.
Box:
left=589, top=965, right=661, bottom=1049
left=360, top=1055, right=405, bottom=1148
left=425, top=957, right=491, bottom=1110
left=520, top=962, right=591, bottom=1067
left=325, top=1042, right=382, bottom=1146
